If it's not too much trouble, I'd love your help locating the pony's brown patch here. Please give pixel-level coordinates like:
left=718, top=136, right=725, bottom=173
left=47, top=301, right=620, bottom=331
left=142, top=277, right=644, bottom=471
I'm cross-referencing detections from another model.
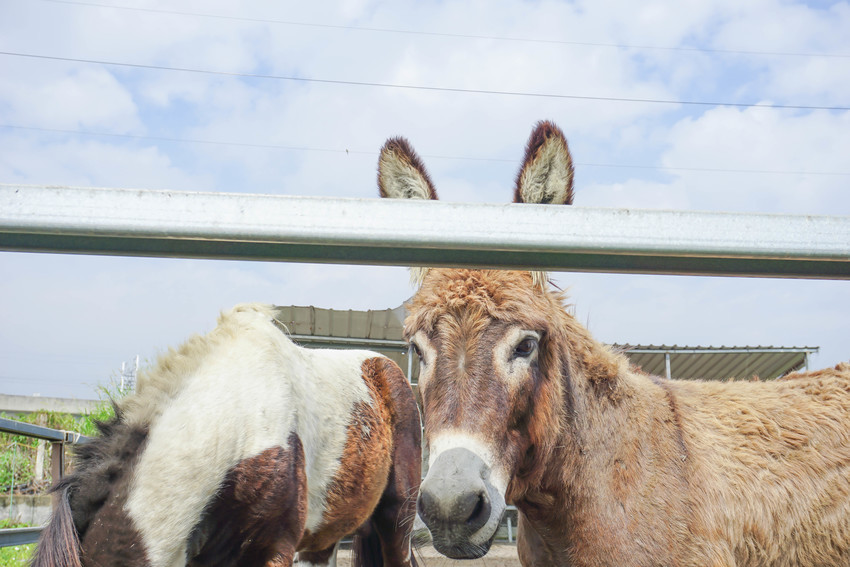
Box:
left=188, top=435, right=307, bottom=566
left=299, top=358, right=395, bottom=553
left=80, top=473, right=148, bottom=567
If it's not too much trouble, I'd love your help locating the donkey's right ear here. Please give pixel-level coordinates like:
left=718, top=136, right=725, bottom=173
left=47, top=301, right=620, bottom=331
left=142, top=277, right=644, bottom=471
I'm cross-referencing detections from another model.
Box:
left=377, top=137, right=438, bottom=200
left=514, top=121, right=574, bottom=205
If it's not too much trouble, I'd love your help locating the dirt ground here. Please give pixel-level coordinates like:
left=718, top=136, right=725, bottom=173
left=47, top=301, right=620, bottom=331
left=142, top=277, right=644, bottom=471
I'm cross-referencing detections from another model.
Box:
left=335, top=543, right=521, bottom=566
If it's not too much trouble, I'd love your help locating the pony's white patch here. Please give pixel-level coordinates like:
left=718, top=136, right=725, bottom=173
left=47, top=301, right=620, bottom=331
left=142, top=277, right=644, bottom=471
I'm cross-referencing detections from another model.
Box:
left=492, top=329, right=541, bottom=389
left=297, top=347, right=375, bottom=532
left=124, top=304, right=378, bottom=566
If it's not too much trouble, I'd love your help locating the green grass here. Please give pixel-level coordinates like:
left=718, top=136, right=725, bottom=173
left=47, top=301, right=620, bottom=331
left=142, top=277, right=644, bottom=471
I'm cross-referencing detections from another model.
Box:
left=0, top=520, right=34, bottom=567
left=0, top=543, right=35, bottom=566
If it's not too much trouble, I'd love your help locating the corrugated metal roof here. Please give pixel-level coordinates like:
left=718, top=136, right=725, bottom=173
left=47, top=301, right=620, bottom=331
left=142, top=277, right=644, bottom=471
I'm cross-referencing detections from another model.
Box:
left=616, top=345, right=818, bottom=381
left=274, top=304, right=413, bottom=380
left=274, top=305, right=817, bottom=382
left=274, top=304, right=405, bottom=341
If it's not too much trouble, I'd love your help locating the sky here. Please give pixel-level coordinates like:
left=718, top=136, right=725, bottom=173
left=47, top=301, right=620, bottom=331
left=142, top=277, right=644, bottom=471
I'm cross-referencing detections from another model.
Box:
left=0, top=0, right=848, bottom=400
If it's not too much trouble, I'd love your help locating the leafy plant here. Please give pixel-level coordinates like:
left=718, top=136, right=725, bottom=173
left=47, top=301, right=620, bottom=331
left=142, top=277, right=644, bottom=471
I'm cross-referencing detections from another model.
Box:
left=1, top=380, right=128, bottom=493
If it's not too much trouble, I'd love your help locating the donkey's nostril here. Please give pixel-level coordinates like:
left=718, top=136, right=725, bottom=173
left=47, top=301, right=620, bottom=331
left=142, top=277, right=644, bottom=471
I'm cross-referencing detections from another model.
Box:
left=418, top=489, right=437, bottom=523
left=462, top=491, right=491, bottom=533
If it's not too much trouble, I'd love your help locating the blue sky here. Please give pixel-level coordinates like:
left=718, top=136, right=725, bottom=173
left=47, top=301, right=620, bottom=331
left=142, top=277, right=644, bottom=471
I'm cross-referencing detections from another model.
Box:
left=1, top=0, right=848, bottom=399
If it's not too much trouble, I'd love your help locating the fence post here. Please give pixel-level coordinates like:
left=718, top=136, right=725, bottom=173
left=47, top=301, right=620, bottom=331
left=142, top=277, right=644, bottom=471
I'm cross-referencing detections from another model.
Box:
left=34, top=414, right=47, bottom=484
left=50, top=441, right=65, bottom=509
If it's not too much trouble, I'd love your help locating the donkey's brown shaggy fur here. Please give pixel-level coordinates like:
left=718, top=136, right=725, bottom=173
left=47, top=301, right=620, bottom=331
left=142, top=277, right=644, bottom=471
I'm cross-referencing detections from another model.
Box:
left=411, top=268, right=850, bottom=566
left=381, top=121, right=850, bottom=566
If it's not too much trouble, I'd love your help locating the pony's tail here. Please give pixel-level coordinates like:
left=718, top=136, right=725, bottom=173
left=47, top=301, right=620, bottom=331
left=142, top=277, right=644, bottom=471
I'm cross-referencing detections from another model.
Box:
left=352, top=523, right=384, bottom=567
left=30, top=487, right=82, bottom=567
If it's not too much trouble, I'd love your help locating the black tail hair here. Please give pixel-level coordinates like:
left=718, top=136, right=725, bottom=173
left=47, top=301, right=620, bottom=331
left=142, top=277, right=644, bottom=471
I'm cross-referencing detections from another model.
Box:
left=30, top=487, right=82, bottom=567
left=352, top=522, right=384, bottom=567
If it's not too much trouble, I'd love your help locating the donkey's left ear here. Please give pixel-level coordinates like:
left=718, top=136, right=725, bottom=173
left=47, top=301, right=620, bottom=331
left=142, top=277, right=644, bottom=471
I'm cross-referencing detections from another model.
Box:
left=377, top=136, right=437, bottom=288
left=514, top=121, right=574, bottom=205
left=378, top=137, right=438, bottom=201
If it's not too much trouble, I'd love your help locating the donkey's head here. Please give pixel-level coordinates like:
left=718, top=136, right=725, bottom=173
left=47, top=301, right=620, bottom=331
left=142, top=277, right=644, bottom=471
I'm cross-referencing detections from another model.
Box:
left=379, top=121, right=579, bottom=558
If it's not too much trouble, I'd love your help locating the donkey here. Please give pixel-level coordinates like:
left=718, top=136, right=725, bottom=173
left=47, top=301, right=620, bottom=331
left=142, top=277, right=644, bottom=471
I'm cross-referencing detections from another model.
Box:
left=377, top=121, right=850, bottom=566
left=32, top=303, right=421, bottom=567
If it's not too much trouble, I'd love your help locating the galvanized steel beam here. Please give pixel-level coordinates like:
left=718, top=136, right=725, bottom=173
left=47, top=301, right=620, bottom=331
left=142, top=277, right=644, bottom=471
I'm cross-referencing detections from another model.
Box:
left=0, top=527, right=42, bottom=547
left=0, top=417, right=90, bottom=444
left=1, top=185, right=849, bottom=279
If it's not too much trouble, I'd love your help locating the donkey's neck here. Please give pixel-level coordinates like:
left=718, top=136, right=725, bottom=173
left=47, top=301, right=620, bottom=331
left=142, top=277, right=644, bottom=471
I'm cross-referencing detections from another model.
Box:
left=521, top=358, right=693, bottom=564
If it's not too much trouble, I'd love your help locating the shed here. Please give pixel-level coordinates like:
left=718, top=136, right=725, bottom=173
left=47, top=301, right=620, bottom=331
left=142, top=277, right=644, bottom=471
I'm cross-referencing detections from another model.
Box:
left=273, top=305, right=817, bottom=383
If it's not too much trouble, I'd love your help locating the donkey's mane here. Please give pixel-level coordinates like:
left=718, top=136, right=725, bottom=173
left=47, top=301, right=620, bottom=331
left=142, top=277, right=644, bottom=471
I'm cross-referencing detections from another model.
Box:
left=119, top=303, right=283, bottom=428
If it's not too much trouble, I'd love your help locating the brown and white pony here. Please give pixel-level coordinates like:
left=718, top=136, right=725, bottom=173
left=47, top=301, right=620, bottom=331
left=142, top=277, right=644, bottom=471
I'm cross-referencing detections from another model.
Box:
left=32, top=303, right=421, bottom=567
left=378, top=122, right=850, bottom=566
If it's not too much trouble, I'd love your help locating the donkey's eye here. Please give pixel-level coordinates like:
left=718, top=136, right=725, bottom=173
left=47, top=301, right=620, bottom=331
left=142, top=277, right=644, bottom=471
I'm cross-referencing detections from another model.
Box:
left=410, top=342, right=424, bottom=363
left=513, top=337, right=538, bottom=358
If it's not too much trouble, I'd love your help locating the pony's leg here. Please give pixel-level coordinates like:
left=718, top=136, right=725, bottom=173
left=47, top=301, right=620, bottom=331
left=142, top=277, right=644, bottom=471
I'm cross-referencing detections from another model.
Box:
left=264, top=548, right=296, bottom=567
left=366, top=483, right=418, bottom=567
left=295, top=541, right=340, bottom=566
left=363, top=434, right=421, bottom=567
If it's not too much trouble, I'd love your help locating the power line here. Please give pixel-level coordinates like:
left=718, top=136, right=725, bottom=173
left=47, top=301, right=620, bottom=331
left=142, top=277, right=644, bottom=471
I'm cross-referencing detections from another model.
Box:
left=1, top=51, right=848, bottom=111
left=0, top=124, right=375, bottom=156
left=35, top=0, right=850, bottom=60
left=4, top=123, right=849, bottom=177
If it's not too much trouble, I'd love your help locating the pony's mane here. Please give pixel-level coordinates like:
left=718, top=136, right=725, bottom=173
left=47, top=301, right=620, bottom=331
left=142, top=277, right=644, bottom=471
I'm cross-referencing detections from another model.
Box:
left=120, top=303, right=283, bottom=428
left=45, top=408, right=149, bottom=547
left=50, top=304, right=286, bottom=542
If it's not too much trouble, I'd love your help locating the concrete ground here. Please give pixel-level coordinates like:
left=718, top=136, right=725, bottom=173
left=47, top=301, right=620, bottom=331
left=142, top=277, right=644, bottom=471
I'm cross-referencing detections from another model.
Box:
left=335, top=543, right=521, bottom=566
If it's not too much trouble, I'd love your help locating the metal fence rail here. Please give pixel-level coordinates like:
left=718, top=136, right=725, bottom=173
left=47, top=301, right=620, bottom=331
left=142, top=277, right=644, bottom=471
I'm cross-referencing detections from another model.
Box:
left=2, top=185, right=849, bottom=279
left=0, top=418, right=90, bottom=548
left=0, top=418, right=90, bottom=444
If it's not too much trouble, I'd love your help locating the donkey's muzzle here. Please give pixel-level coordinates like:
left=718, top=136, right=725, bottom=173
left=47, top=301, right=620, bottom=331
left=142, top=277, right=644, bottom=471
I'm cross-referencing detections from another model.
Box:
left=417, top=448, right=504, bottom=559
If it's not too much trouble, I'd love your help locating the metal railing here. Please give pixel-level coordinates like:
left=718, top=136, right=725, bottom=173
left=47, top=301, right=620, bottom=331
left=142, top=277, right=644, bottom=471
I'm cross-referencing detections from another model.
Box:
left=2, top=185, right=848, bottom=279
left=0, top=418, right=90, bottom=547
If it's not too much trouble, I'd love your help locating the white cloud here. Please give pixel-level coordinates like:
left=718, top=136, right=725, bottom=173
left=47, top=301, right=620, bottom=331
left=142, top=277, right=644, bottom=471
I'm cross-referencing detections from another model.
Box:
left=0, top=133, right=216, bottom=190
left=0, top=61, right=142, bottom=133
